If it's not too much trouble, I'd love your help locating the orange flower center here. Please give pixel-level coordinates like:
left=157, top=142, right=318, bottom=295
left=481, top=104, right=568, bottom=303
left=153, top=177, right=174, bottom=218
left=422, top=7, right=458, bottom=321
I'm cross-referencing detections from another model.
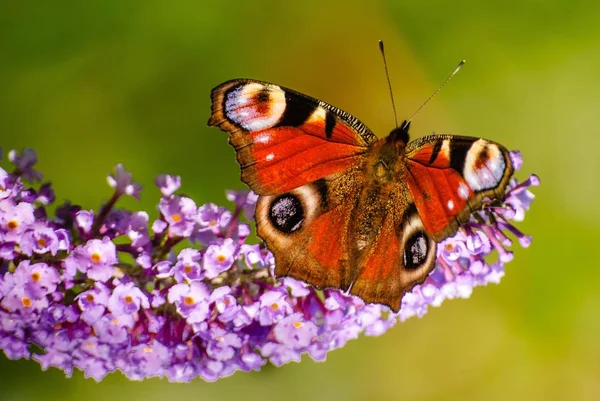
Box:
left=143, top=347, right=153, bottom=353
left=172, top=214, right=182, bottom=223
left=37, top=238, right=47, bottom=247
left=86, top=294, right=95, bottom=302
left=216, top=254, right=227, bottom=263
left=7, top=220, right=18, bottom=230
left=183, top=296, right=195, bottom=306
left=30, top=272, right=41, bottom=282
left=271, top=303, right=279, bottom=311
left=90, top=253, right=101, bottom=263
left=124, top=295, right=134, bottom=304
left=183, top=265, right=193, bottom=274
left=293, top=321, right=304, bottom=329
left=445, top=243, right=454, bottom=252
left=209, top=220, right=217, bottom=227
left=21, top=297, right=32, bottom=308
left=215, top=336, right=225, bottom=342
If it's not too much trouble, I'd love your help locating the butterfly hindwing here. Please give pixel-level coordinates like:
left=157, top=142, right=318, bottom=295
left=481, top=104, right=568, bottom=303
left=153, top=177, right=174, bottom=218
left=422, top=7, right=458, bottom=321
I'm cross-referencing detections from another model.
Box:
left=404, top=135, right=514, bottom=241
left=208, top=79, right=376, bottom=195
left=254, top=169, right=365, bottom=292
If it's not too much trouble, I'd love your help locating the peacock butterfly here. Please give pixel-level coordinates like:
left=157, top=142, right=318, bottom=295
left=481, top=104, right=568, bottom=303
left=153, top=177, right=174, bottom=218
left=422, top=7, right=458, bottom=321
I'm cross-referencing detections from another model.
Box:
left=208, top=78, right=514, bottom=312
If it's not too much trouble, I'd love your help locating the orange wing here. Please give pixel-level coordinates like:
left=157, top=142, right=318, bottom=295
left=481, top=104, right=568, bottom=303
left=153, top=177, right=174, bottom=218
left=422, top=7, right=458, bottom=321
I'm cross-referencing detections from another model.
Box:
left=404, top=135, right=514, bottom=241
left=254, top=176, right=363, bottom=292
left=208, top=79, right=376, bottom=195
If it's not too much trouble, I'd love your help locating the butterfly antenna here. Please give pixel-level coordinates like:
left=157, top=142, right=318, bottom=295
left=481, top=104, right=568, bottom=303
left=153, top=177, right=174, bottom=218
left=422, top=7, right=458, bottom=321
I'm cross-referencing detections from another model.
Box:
left=379, top=40, right=399, bottom=128
left=407, top=59, right=466, bottom=123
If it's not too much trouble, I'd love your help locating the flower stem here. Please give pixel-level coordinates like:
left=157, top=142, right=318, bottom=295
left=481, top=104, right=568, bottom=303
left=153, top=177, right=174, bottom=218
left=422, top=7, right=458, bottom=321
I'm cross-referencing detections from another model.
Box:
left=91, top=191, right=120, bottom=237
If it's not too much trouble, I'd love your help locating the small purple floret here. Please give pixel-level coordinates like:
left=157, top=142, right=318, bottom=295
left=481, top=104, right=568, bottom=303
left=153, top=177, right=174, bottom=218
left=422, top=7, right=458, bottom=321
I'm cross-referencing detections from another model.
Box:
left=107, top=282, right=150, bottom=316
left=64, top=237, right=117, bottom=282
left=20, top=222, right=60, bottom=256
left=159, top=195, right=197, bottom=237
left=274, top=313, right=318, bottom=348
left=107, top=164, right=142, bottom=200
left=167, top=281, right=211, bottom=324
left=8, top=149, right=43, bottom=182
left=173, top=248, right=203, bottom=282
left=203, top=238, right=236, bottom=279
left=155, top=174, right=181, bottom=196
left=77, top=283, right=110, bottom=324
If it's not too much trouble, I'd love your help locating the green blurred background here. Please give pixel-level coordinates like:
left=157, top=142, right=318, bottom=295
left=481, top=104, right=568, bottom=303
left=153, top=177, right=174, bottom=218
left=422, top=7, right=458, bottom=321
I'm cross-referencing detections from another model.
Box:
left=2, top=0, right=599, bottom=400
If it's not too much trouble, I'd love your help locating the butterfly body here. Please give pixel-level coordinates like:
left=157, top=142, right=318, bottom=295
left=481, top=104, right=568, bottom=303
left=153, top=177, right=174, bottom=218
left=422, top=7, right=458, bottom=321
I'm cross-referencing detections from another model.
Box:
left=209, top=79, right=514, bottom=311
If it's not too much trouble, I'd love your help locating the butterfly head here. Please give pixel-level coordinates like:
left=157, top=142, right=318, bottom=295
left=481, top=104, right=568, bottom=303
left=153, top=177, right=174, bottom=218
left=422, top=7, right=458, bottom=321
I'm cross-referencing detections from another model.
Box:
left=387, top=120, right=410, bottom=146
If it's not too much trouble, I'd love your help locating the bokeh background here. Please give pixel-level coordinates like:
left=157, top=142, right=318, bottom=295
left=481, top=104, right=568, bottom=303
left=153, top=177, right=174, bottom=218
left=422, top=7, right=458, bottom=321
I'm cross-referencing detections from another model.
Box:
left=2, top=0, right=599, bottom=400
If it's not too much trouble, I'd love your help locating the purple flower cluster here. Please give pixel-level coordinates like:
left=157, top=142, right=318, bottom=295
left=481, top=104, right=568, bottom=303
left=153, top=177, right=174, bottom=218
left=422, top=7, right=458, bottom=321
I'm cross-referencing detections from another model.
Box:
left=0, top=148, right=538, bottom=382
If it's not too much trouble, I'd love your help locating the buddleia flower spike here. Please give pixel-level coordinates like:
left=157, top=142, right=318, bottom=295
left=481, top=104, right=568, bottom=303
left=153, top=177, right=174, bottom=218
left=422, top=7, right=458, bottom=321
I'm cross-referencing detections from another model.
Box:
left=0, top=148, right=538, bottom=381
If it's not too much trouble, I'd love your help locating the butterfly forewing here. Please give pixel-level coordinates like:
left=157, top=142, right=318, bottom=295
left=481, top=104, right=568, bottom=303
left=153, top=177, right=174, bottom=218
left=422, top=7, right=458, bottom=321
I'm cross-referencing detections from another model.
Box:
left=405, top=135, right=514, bottom=241
left=208, top=79, right=376, bottom=195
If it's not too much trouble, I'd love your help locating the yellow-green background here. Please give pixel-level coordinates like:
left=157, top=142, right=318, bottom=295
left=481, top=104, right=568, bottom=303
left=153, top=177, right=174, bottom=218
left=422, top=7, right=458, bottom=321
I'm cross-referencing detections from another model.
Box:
left=1, top=1, right=599, bottom=400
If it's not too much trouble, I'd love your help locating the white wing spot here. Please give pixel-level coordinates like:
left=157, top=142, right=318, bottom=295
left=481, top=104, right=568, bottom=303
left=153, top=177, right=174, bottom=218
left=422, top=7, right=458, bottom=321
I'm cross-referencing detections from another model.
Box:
left=255, top=133, right=271, bottom=144
left=265, top=153, right=275, bottom=161
left=458, top=183, right=470, bottom=199
left=447, top=200, right=455, bottom=211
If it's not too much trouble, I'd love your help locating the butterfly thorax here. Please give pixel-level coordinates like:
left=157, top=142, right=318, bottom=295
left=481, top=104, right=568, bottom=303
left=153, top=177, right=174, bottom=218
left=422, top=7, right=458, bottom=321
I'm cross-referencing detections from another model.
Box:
left=364, top=123, right=411, bottom=185
left=366, top=138, right=405, bottom=183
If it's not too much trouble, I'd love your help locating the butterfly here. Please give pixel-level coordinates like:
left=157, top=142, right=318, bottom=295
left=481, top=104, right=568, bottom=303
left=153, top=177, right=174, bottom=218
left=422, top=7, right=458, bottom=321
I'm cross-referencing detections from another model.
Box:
left=208, top=79, right=514, bottom=312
